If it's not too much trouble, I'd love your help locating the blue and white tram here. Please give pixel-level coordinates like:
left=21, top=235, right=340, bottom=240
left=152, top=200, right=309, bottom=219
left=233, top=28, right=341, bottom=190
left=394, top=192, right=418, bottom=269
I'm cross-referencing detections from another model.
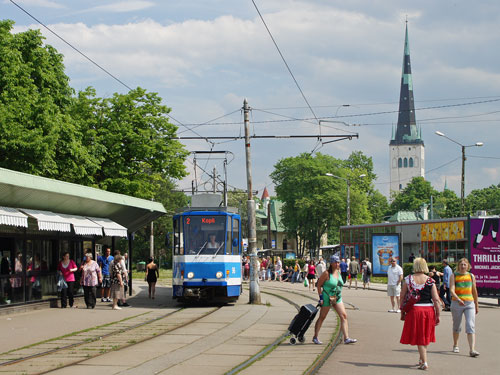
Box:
left=172, top=208, right=242, bottom=303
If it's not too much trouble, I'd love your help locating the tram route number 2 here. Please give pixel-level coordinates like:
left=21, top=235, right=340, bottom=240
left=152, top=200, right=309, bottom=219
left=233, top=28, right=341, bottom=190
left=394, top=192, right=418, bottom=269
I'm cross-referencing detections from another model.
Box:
left=185, top=217, right=215, bottom=225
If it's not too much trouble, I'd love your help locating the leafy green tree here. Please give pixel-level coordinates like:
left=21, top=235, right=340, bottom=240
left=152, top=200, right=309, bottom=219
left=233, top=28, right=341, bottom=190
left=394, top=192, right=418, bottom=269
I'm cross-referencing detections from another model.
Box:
left=1, top=20, right=188, bottom=199
left=433, top=188, right=461, bottom=218
left=466, top=184, right=500, bottom=215
left=390, top=177, right=439, bottom=214
left=129, top=179, right=188, bottom=264
left=70, top=87, right=188, bottom=199
left=368, top=190, right=390, bottom=223
left=271, top=152, right=372, bottom=257
left=0, top=20, right=97, bottom=182
left=227, top=190, right=249, bottom=237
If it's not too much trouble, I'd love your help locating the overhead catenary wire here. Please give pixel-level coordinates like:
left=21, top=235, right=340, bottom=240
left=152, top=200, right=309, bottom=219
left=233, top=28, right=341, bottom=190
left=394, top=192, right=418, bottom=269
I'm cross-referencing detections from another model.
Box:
left=250, top=0, right=319, bottom=124
left=256, top=95, right=500, bottom=111
left=9, top=0, right=216, bottom=143
left=176, top=97, right=500, bottom=127
left=9, top=0, right=134, bottom=92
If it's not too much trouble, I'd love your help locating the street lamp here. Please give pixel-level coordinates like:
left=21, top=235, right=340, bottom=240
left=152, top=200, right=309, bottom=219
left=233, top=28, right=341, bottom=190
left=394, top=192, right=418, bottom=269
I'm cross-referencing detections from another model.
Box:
left=435, top=131, right=483, bottom=216
left=326, top=173, right=366, bottom=225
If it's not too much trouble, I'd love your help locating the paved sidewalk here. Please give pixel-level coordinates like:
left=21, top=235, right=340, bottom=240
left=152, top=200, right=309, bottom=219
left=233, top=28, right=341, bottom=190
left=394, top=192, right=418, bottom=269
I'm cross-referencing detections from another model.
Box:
left=1, top=280, right=498, bottom=374
left=317, top=284, right=500, bottom=374
left=0, top=280, right=174, bottom=353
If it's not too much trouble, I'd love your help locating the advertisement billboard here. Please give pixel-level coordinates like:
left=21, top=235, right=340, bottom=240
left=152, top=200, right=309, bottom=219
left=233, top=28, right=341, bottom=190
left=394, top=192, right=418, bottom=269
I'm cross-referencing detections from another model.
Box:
left=421, top=221, right=464, bottom=241
left=372, top=234, right=400, bottom=275
left=470, top=217, right=500, bottom=297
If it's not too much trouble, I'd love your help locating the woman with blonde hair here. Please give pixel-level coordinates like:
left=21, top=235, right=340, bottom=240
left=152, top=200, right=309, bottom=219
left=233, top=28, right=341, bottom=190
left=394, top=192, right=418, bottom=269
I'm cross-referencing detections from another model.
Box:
left=400, top=257, right=440, bottom=370
left=450, top=258, right=479, bottom=357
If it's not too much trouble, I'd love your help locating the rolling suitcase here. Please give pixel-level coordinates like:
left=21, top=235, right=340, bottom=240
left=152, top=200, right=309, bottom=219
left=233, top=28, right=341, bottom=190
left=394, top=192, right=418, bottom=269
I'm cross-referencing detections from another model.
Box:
left=288, top=303, right=319, bottom=344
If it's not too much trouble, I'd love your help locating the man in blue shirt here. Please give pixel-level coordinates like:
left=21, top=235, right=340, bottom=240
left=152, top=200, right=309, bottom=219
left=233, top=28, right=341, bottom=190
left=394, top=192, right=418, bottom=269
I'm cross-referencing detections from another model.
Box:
left=340, top=258, right=348, bottom=283
left=98, top=247, right=114, bottom=302
left=440, top=259, right=453, bottom=311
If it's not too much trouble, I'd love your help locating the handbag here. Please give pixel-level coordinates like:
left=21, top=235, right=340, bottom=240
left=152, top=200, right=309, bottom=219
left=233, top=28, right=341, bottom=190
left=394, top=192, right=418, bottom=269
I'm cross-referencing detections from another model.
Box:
left=304, top=278, right=309, bottom=287
left=400, top=275, right=421, bottom=320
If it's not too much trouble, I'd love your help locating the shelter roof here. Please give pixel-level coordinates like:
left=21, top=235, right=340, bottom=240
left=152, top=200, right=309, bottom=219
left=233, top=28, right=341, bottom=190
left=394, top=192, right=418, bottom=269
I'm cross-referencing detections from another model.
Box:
left=0, top=168, right=165, bottom=233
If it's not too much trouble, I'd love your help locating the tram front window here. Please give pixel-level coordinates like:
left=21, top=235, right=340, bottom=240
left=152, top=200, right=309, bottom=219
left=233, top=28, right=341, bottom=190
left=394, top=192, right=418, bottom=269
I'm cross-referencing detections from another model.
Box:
left=184, top=215, right=225, bottom=255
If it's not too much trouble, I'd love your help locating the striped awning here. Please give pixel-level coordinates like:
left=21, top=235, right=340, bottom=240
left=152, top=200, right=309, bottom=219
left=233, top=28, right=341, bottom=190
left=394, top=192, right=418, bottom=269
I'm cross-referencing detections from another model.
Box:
left=0, top=206, right=28, bottom=228
left=21, top=209, right=72, bottom=232
left=59, top=214, right=104, bottom=236
left=88, top=217, right=128, bottom=237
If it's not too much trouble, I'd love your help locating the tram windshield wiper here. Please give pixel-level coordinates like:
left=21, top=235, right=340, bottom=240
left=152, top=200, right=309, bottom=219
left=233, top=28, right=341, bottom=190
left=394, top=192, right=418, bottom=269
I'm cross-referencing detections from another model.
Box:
left=196, top=242, right=207, bottom=257
left=212, top=242, right=225, bottom=257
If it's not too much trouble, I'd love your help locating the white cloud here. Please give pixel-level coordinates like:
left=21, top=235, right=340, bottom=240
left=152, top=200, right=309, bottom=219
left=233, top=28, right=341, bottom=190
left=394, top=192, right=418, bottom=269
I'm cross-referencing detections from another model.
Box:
left=10, top=1, right=500, bottom=197
left=78, top=1, right=155, bottom=14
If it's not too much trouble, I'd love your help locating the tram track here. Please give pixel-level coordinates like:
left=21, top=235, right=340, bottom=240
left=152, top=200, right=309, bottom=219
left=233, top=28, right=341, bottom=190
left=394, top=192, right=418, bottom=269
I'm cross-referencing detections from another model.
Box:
left=2, top=284, right=351, bottom=375
left=0, top=305, right=221, bottom=374
left=226, top=284, right=344, bottom=375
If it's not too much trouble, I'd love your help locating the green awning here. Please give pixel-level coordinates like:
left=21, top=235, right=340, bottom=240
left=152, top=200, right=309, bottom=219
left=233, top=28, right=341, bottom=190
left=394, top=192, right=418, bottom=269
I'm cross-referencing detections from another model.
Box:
left=0, top=168, right=166, bottom=233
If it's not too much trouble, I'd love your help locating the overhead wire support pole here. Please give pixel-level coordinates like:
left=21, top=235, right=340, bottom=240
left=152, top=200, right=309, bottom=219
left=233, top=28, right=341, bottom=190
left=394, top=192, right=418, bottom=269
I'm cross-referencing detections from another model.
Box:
left=244, top=99, right=260, bottom=304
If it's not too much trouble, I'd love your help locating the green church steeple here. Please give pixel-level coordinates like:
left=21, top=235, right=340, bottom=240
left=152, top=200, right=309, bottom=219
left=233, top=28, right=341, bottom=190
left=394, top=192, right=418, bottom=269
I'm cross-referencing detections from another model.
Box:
left=390, top=22, right=424, bottom=146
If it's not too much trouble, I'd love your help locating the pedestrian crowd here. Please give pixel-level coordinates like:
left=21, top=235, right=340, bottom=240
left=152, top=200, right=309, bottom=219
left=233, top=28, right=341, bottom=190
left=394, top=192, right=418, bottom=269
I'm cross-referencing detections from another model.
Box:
left=56, top=246, right=137, bottom=310
left=388, top=256, right=480, bottom=370
left=242, top=253, right=481, bottom=371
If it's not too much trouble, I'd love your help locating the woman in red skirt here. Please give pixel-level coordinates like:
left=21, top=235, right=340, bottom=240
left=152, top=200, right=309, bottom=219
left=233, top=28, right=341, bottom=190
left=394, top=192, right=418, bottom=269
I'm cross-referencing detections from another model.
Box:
left=400, top=258, right=441, bottom=370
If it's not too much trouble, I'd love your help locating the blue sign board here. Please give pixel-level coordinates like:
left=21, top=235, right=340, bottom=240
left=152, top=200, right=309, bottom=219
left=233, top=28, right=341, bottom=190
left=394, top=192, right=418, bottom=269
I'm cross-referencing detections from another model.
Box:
left=372, top=234, right=400, bottom=275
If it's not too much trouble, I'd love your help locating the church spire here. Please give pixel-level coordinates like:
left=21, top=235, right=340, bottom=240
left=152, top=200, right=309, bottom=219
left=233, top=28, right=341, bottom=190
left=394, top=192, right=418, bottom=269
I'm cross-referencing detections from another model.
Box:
left=390, top=22, right=423, bottom=146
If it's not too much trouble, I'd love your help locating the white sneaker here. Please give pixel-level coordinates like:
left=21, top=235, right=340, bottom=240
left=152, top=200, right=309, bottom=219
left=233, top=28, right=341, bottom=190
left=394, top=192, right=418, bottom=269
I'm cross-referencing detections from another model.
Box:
left=396, top=309, right=401, bottom=313
left=344, top=338, right=357, bottom=344
left=388, top=309, right=395, bottom=313
left=453, top=346, right=459, bottom=353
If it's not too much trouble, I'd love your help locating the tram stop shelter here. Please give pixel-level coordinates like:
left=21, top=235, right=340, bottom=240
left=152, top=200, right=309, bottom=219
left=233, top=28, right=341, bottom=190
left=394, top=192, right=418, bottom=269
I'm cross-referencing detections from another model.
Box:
left=0, top=167, right=166, bottom=308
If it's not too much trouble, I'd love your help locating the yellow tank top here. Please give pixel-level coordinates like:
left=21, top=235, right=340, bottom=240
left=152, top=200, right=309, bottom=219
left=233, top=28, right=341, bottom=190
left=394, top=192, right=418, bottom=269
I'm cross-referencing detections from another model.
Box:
left=453, top=272, right=473, bottom=301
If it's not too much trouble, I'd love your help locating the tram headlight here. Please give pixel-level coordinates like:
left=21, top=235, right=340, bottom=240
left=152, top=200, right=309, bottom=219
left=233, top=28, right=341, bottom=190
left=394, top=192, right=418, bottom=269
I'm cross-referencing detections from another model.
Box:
left=216, top=271, right=223, bottom=279
left=187, top=272, right=194, bottom=279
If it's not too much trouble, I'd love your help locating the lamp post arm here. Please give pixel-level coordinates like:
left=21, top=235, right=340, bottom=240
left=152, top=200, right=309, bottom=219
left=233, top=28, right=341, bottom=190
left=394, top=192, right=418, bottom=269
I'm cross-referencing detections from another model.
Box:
left=440, top=134, right=463, bottom=147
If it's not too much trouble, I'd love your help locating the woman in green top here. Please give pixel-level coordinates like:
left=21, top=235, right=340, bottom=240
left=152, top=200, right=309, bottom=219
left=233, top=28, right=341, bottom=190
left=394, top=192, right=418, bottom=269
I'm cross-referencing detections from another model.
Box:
left=312, top=255, right=357, bottom=345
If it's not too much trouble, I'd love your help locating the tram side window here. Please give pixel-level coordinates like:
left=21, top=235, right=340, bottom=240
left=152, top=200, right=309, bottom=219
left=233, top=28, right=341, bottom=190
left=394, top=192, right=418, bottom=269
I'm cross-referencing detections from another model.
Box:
left=226, top=217, right=232, bottom=255
left=173, top=218, right=183, bottom=255
left=232, top=218, right=240, bottom=255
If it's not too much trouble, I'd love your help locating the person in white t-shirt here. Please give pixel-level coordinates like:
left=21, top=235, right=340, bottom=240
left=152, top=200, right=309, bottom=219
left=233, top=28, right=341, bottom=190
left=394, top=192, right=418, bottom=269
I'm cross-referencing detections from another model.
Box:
left=316, top=258, right=326, bottom=278
left=387, top=257, right=403, bottom=313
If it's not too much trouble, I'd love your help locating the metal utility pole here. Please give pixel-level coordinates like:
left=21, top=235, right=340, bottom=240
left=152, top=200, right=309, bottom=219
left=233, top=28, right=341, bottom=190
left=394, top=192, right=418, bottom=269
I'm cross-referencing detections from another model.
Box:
left=212, top=166, right=217, bottom=193
left=326, top=173, right=366, bottom=226
left=435, top=131, right=483, bottom=217
left=461, top=145, right=465, bottom=217
left=244, top=99, right=261, bottom=304
left=150, top=220, right=154, bottom=258
left=267, top=201, right=272, bottom=250
left=346, top=180, right=351, bottom=226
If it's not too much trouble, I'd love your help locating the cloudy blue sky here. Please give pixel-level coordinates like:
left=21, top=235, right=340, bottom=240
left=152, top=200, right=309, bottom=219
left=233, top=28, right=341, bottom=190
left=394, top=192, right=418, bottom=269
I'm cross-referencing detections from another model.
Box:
left=3, top=0, right=500, bottom=199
